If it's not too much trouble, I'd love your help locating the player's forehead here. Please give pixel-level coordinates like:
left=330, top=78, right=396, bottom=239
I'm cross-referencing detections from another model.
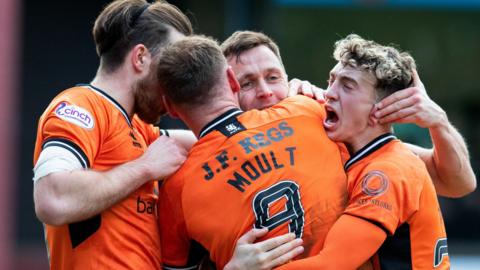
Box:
left=228, top=45, right=285, bottom=78
left=330, top=62, right=376, bottom=86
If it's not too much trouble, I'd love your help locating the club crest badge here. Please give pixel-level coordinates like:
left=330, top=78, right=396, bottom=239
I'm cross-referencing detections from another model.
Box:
left=361, top=170, right=389, bottom=197
left=55, top=102, right=95, bottom=129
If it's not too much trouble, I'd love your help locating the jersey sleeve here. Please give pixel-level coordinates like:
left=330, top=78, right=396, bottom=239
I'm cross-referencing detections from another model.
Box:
left=344, top=161, right=422, bottom=235
left=158, top=175, right=197, bottom=269
left=276, top=215, right=387, bottom=270
left=37, top=92, right=105, bottom=169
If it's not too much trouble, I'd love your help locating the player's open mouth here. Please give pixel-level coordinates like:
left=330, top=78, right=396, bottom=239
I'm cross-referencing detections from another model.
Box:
left=324, top=105, right=339, bottom=130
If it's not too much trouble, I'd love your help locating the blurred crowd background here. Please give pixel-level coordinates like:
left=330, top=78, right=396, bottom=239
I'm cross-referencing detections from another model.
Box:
left=1, top=0, right=479, bottom=269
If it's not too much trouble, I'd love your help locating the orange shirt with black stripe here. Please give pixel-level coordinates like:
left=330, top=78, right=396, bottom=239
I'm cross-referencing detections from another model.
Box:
left=344, top=134, right=449, bottom=269
left=33, top=84, right=162, bottom=270
left=158, top=95, right=348, bottom=269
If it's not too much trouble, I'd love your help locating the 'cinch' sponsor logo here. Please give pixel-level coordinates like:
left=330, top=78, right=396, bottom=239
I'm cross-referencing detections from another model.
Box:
left=55, top=102, right=94, bottom=129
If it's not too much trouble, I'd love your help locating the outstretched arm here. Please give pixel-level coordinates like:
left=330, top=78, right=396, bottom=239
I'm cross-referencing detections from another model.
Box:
left=276, top=215, right=386, bottom=270
left=374, top=70, right=476, bottom=197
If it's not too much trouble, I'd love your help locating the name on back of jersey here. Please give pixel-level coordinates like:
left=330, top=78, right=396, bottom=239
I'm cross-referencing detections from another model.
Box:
left=201, top=121, right=297, bottom=193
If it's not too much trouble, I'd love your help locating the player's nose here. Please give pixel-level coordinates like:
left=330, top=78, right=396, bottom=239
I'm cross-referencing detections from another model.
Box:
left=256, top=80, right=273, bottom=98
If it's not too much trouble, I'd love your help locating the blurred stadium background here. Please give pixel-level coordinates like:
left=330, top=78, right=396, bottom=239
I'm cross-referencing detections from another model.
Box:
left=0, top=0, right=478, bottom=269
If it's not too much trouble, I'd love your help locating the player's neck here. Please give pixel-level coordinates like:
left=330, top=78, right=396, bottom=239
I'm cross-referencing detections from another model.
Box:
left=181, top=100, right=241, bottom=138
left=346, top=125, right=392, bottom=154
left=90, top=67, right=136, bottom=118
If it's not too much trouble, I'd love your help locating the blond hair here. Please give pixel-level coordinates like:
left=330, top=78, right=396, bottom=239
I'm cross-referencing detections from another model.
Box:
left=334, top=34, right=416, bottom=99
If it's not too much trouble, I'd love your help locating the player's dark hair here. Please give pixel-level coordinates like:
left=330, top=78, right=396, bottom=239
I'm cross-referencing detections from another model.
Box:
left=156, top=35, right=226, bottom=108
left=93, top=0, right=193, bottom=73
left=221, top=31, right=283, bottom=65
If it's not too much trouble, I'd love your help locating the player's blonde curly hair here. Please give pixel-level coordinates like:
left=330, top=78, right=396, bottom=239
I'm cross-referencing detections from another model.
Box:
left=333, top=34, right=416, bottom=100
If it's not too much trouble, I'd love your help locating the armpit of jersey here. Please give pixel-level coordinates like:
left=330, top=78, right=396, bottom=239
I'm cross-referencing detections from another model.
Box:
left=33, top=145, right=84, bottom=181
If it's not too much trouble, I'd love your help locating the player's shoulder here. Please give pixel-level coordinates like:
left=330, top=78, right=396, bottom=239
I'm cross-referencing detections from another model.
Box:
left=363, top=141, right=427, bottom=185
left=39, top=85, right=112, bottom=130
left=132, top=114, right=158, bottom=133
left=271, top=95, right=325, bottom=118
left=51, top=85, right=100, bottom=103
left=44, top=85, right=103, bottom=115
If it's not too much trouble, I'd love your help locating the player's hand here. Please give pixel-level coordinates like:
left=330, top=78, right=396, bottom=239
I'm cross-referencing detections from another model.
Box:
left=373, top=69, right=447, bottom=128
left=138, top=135, right=187, bottom=180
left=288, top=78, right=325, bottom=103
left=223, top=228, right=304, bottom=270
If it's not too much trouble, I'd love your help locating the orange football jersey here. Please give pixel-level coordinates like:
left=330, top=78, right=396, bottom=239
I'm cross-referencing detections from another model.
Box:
left=344, top=134, right=449, bottom=269
left=158, top=95, right=348, bottom=269
left=33, top=84, right=162, bottom=270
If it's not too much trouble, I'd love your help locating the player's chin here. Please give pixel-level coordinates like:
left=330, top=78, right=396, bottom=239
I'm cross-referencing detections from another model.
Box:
left=325, top=128, right=341, bottom=141
left=324, top=118, right=342, bottom=141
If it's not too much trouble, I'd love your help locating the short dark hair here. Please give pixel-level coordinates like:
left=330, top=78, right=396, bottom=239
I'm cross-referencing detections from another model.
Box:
left=156, top=35, right=226, bottom=108
left=221, top=31, right=283, bottom=65
left=93, top=0, right=193, bottom=73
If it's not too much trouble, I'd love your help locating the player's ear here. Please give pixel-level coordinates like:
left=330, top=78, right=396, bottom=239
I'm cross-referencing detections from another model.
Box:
left=162, top=95, right=179, bottom=118
left=131, top=44, right=150, bottom=73
left=227, top=66, right=240, bottom=93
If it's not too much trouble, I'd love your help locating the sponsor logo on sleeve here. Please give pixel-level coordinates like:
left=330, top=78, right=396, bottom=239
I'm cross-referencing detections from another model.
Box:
left=361, top=170, right=389, bottom=197
left=55, top=102, right=95, bottom=129
left=433, top=238, right=448, bottom=267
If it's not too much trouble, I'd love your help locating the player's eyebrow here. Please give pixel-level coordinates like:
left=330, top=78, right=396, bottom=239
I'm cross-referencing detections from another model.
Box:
left=238, top=67, right=282, bottom=82
left=238, top=72, right=256, bottom=82
left=338, top=75, right=358, bottom=86
left=328, top=70, right=358, bottom=85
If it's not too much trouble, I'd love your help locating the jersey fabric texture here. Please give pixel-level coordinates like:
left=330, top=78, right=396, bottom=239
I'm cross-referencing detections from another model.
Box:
left=345, top=133, right=449, bottom=269
left=158, top=95, right=348, bottom=269
left=33, top=84, right=161, bottom=270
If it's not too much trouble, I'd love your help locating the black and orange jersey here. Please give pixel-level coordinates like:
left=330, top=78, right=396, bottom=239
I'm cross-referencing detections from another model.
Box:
left=33, top=84, right=162, bottom=270
left=344, top=133, right=449, bottom=269
left=158, top=95, right=348, bottom=269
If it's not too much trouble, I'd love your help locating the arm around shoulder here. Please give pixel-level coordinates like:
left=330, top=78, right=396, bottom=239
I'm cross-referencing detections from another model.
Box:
left=34, top=135, right=187, bottom=226
left=407, top=118, right=476, bottom=198
left=34, top=157, right=154, bottom=226
left=276, top=215, right=387, bottom=270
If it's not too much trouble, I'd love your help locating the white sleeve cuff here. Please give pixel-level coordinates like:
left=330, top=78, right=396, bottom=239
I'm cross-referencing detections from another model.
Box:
left=33, top=146, right=84, bottom=182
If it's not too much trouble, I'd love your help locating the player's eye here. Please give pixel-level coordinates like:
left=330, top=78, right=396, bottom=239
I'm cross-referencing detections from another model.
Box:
left=343, top=83, right=353, bottom=90
left=267, top=75, right=279, bottom=81
left=326, top=78, right=333, bottom=86
left=241, top=81, right=255, bottom=91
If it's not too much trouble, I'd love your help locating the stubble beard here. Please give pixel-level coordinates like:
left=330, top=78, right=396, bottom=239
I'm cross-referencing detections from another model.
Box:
left=132, top=76, right=166, bottom=125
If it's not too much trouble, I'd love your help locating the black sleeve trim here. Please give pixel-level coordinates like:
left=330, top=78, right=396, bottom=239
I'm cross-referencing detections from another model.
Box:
left=161, top=129, right=170, bottom=137
left=344, top=213, right=391, bottom=236
left=42, top=138, right=90, bottom=168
